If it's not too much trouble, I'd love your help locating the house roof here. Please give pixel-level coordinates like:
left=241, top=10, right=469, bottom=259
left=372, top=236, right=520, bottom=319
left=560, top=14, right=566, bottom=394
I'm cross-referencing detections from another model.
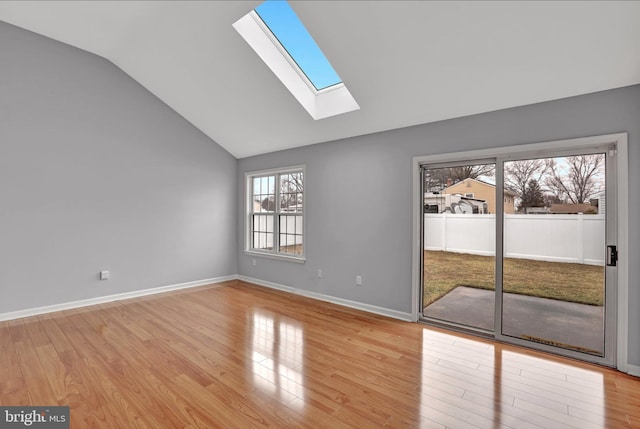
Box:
left=549, top=203, right=596, bottom=214
left=1, top=2, right=638, bottom=158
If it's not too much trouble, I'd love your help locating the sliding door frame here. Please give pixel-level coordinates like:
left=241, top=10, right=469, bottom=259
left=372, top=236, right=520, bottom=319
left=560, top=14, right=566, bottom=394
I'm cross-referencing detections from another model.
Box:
left=411, top=133, right=629, bottom=370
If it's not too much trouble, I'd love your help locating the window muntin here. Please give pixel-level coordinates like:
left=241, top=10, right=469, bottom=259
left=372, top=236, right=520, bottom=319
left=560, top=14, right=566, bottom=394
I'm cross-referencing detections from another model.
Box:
left=248, top=168, right=304, bottom=259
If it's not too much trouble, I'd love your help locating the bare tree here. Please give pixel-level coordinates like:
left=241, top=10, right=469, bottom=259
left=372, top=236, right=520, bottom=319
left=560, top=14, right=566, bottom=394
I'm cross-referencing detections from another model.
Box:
left=424, top=168, right=447, bottom=193
left=424, top=165, right=495, bottom=192
left=504, top=159, right=549, bottom=202
left=448, top=165, right=495, bottom=182
left=542, top=193, right=563, bottom=207
left=544, top=155, right=604, bottom=204
left=280, top=172, right=303, bottom=210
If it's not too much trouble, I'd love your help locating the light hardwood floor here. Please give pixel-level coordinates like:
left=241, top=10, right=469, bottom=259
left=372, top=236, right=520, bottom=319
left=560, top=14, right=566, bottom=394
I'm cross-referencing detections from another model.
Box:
left=1, top=280, right=639, bottom=428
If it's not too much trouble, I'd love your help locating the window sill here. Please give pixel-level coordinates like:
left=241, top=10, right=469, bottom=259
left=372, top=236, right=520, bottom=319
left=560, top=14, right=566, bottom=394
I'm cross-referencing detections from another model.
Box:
left=244, top=250, right=306, bottom=264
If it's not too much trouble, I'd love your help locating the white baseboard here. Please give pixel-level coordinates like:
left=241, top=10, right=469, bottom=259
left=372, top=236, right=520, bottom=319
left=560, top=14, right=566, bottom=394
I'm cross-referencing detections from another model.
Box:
left=238, top=275, right=414, bottom=322
left=4, top=272, right=637, bottom=377
left=0, top=274, right=411, bottom=323
left=0, top=275, right=237, bottom=322
left=623, top=363, right=640, bottom=378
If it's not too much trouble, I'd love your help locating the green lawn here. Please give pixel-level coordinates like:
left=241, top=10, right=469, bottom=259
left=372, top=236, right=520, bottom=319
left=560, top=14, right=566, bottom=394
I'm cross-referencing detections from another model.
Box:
left=423, top=250, right=604, bottom=308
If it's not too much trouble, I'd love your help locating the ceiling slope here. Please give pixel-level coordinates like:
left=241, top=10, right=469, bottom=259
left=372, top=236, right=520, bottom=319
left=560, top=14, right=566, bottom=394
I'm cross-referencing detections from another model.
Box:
left=1, top=1, right=639, bottom=158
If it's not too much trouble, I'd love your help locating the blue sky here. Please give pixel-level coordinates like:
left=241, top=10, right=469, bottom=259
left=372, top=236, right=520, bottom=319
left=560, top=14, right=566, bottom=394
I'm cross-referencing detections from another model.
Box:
left=255, top=1, right=342, bottom=90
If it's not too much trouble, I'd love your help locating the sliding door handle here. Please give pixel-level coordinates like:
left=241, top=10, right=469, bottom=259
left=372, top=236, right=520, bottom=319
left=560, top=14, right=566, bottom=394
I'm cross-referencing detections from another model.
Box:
left=606, top=245, right=617, bottom=267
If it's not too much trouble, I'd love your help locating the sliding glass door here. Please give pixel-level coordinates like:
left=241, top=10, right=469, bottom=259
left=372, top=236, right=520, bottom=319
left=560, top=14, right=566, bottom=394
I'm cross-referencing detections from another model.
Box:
left=420, top=143, right=617, bottom=364
left=500, top=152, right=608, bottom=356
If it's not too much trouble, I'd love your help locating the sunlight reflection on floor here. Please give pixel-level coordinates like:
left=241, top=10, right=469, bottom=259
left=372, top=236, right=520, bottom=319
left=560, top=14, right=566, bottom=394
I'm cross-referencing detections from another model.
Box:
left=251, top=311, right=305, bottom=407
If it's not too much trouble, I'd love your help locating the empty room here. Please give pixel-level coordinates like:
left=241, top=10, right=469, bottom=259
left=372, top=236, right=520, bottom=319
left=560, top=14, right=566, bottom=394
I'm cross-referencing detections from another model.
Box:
left=1, top=1, right=639, bottom=428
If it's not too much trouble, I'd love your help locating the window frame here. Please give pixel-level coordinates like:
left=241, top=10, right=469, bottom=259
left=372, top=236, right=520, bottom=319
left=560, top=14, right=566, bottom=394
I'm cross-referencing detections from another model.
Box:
left=245, top=165, right=306, bottom=263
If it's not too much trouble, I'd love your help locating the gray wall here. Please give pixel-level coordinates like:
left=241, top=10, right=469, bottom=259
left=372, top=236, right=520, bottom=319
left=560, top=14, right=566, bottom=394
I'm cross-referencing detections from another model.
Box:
left=238, top=85, right=640, bottom=364
left=2, top=19, right=638, bottom=366
left=0, top=22, right=237, bottom=313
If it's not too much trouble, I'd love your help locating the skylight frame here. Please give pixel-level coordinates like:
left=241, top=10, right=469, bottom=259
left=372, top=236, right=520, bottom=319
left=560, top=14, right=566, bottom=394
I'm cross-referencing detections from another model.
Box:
left=233, top=5, right=359, bottom=120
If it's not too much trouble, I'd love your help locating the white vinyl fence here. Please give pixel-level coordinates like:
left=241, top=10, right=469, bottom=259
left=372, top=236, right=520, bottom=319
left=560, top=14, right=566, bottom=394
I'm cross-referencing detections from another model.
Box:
left=253, top=214, right=303, bottom=250
left=424, top=213, right=605, bottom=266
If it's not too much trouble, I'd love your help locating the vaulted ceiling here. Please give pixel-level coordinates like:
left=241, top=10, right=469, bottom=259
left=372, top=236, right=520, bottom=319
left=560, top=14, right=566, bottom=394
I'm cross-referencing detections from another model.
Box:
left=1, top=1, right=639, bottom=158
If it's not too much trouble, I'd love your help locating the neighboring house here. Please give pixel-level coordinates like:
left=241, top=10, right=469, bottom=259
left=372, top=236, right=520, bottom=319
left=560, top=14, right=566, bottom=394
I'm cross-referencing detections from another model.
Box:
left=549, top=203, right=598, bottom=214
left=593, top=191, right=606, bottom=215
left=444, top=178, right=515, bottom=214
left=424, top=193, right=488, bottom=214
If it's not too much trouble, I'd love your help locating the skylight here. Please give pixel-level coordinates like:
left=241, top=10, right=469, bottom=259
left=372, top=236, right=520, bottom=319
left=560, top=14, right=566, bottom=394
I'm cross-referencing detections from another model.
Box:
left=233, top=1, right=359, bottom=120
left=255, top=1, right=341, bottom=91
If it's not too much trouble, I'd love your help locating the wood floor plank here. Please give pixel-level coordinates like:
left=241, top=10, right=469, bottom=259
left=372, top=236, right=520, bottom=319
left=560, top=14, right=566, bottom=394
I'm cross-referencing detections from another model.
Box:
left=33, top=344, right=77, bottom=403
left=0, top=325, right=29, bottom=405
left=1, top=280, right=639, bottom=428
left=12, top=328, right=57, bottom=406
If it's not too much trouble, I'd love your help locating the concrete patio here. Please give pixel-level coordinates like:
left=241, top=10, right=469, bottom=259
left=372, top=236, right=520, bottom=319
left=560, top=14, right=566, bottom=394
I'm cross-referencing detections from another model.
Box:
left=424, top=286, right=604, bottom=354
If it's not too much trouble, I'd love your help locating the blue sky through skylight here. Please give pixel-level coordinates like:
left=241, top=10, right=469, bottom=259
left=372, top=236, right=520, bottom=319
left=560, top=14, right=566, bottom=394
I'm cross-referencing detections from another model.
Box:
left=255, top=1, right=342, bottom=91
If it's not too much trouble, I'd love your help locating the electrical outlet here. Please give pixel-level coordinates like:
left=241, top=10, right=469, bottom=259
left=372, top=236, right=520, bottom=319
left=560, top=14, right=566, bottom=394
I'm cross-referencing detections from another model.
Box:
left=317, top=269, right=323, bottom=279
left=100, top=270, right=110, bottom=280
left=356, top=275, right=362, bottom=286
left=252, top=258, right=257, bottom=266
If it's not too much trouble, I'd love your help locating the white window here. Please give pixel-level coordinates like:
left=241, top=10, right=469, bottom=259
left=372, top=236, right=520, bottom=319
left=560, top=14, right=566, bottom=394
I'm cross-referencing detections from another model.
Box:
left=246, top=166, right=304, bottom=261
